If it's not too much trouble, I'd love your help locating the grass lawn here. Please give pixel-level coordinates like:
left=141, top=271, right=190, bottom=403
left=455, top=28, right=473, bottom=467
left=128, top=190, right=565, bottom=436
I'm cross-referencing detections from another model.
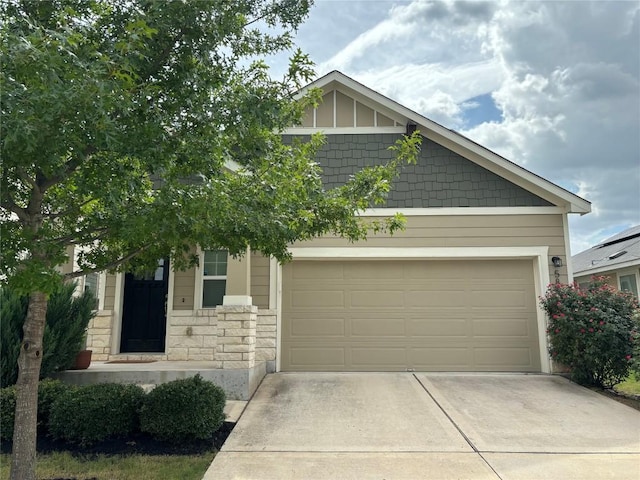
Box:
left=0, top=452, right=215, bottom=480
left=615, top=375, right=640, bottom=396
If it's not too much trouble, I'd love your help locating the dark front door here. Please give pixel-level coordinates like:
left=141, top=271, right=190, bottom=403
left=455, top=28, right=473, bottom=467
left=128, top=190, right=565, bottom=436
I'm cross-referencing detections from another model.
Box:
left=120, top=259, right=169, bottom=353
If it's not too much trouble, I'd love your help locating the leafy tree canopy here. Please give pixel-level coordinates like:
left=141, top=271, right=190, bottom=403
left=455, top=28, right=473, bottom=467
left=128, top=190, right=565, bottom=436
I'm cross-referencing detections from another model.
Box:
left=1, top=0, right=420, bottom=295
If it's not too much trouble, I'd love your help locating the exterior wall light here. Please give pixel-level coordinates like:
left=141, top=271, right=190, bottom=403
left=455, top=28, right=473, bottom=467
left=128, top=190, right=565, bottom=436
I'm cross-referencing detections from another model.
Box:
left=551, top=256, right=563, bottom=268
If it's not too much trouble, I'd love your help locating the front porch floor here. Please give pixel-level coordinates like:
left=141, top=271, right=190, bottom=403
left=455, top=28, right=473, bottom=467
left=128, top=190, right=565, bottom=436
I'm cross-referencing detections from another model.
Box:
left=53, top=360, right=266, bottom=401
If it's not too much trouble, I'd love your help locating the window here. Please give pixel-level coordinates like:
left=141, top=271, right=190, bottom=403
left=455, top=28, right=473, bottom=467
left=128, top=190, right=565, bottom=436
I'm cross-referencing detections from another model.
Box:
left=202, top=250, right=227, bottom=308
left=619, top=274, right=638, bottom=297
left=83, top=272, right=100, bottom=309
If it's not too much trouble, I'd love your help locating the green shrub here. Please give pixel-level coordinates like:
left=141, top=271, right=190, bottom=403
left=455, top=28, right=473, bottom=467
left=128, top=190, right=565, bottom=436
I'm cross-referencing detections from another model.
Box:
left=0, top=282, right=96, bottom=387
left=49, top=383, right=145, bottom=446
left=541, top=277, right=639, bottom=388
left=0, top=289, right=28, bottom=388
left=0, top=380, right=75, bottom=442
left=140, top=375, right=226, bottom=443
left=38, top=379, right=73, bottom=433
left=0, top=386, right=17, bottom=442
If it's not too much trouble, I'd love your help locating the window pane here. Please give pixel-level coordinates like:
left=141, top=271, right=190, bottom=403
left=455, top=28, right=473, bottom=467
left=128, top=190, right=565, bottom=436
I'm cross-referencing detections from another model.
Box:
left=619, top=274, right=638, bottom=296
left=204, top=250, right=227, bottom=276
left=203, top=279, right=226, bottom=308
left=84, top=273, right=99, bottom=297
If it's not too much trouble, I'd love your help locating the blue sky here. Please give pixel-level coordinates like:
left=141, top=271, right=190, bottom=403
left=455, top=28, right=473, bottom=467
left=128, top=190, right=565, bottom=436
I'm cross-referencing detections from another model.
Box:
left=269, top=0, right=640, bottom=254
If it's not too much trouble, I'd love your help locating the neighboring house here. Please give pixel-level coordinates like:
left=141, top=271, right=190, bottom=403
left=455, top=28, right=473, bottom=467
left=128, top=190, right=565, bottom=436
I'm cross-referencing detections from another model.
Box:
left=572, top=225, right=640, bottom=297
left=81, top=71, right=591, bottom=399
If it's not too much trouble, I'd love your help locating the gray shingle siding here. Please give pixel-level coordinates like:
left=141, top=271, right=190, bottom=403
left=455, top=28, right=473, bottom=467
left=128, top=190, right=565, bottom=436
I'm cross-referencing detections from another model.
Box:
left=283, top=133, right=552, bottom=208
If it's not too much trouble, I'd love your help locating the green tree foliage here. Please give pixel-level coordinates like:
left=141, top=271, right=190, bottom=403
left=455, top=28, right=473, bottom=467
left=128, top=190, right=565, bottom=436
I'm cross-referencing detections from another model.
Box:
left=540, top=277, right=639, bottom=389
left=1, top=283, right=96, bottom=388
left=0, top=1, right=420, bottom=477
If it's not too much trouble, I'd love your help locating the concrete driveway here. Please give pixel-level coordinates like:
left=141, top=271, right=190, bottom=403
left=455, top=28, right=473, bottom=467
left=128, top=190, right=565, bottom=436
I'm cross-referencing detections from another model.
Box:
left=204, top=373, right=640, bottom=480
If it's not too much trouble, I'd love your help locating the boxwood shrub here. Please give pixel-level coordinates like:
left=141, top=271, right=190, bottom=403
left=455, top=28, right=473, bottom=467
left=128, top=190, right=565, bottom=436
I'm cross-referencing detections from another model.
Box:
left=49, top=383, right=145, bottom=446
left=38, top=379, right=73, bottom=434
left=140, top=374, right=226, bottom=443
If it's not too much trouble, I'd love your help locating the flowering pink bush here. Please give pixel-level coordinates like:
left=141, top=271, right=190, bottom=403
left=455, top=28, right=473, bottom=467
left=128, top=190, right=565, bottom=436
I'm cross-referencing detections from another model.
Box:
left=540, top=277, right=639, bottom=389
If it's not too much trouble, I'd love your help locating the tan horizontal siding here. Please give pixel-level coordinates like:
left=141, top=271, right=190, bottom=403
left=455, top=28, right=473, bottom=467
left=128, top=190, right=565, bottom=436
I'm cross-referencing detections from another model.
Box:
left=292, top=214, right=568, bottom=285
left=251, top=252, right=270, bottom=309
left=173, top=266, right=195, bottom=310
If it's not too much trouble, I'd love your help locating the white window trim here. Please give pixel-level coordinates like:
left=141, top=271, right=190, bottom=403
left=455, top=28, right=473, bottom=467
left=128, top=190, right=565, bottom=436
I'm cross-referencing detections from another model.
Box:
left=617, top=267, right=640, bottom=297
left=196, top=249, right=228, bottom=309
left=276, top=246, right=552, bottom=375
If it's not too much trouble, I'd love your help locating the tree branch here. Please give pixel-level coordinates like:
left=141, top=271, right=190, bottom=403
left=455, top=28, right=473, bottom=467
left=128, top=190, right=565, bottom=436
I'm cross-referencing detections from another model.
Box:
left=16, top=167, right=37, bottom=189
left=45, top=198, right=96, bottom=220
left=63, top=245, right=151, bottom=280
left=49, top=226, right=110, bottom=246
left=1, top=194, right=29, bottom=223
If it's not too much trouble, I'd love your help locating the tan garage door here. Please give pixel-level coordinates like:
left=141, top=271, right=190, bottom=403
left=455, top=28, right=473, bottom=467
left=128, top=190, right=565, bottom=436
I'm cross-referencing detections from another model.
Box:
left=281, top=259, right=540, bottom=372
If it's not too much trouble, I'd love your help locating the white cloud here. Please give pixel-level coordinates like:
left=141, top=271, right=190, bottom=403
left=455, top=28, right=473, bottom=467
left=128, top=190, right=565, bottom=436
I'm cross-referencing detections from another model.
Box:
left=280, top=0, right=640, bottom=252
left=461, top=1, right=640, bottom=252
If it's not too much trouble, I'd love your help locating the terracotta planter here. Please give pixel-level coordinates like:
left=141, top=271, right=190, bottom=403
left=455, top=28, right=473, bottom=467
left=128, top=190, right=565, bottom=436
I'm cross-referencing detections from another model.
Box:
left=70, top=349, right=92, bottom=370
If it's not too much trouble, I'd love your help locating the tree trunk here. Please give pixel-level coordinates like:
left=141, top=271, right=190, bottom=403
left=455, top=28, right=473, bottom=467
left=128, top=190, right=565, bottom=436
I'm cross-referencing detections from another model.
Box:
left=10, top=291, right=48, bottom=480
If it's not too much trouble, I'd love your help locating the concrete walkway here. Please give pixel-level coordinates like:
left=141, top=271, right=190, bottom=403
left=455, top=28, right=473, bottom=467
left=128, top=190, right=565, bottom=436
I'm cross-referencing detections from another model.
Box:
left=204, top=373, right=640, bottom=480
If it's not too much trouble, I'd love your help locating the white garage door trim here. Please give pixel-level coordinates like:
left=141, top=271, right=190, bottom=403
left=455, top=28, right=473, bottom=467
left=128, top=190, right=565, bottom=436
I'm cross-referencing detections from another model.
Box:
left=276, top=246, right=551, bottom=373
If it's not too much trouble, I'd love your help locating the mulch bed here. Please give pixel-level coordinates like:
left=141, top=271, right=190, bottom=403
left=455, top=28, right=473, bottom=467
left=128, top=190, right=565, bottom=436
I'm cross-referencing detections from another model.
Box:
left=1, top=421, right=235, bottom=458
left=598, top=389, right=640, bottom=411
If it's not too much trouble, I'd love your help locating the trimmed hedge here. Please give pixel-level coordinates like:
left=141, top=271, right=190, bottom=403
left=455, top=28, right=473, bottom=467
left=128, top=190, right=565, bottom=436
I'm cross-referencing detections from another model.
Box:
left=49, top=383, right=145, bottom=446
left=38, top=379, right=73, bottom=434
left=140, top=374, right=226, bottom=443
left=3, top=376, right=227, bottom=447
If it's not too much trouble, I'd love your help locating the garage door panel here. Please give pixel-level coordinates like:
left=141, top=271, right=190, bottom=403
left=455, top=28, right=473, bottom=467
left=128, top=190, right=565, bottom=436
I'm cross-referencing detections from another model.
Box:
left=288, top=347, right=345, bottom=367
left=291, top=290, right=344, bottom=308
left=351, top=317, right=406, bottom=336
left=292, top=262, right=344, bottom=279
left=352, top=347, right=407, bottom=366
left=471, top=290, right=528, bottom=308
left=290, top=317, right=346, bottom=337
left=472, top=319, right=531, bottom=337
left=347, top=263, right=404, bottom=279
left=405, top=290, right=466, bottom=307
left=408, top=318, right=469, bottom=337
left=350, top=290, right=404, bottom=307
left=474, top=347, right=535, bottom=368
left=411, top=347, right=471, bottom=368
left=282, top=260, right=540, bottom=372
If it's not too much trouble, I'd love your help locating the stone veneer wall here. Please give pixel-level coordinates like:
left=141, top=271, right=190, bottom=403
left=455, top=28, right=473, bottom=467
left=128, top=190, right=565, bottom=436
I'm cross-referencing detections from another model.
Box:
left=167, top=310, right=218, bottom=361
left=85, top=311, right=113, bottom=361
left=256, top=309, right=276, bottom=366
left=86, top=308, right=275, bottom=365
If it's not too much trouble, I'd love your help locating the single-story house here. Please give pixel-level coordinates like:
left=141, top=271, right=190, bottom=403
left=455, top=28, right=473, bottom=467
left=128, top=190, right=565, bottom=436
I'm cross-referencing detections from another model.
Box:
left=81, top=71, right=591, bottom=398
left=572, top=225, right=640, bottom=297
